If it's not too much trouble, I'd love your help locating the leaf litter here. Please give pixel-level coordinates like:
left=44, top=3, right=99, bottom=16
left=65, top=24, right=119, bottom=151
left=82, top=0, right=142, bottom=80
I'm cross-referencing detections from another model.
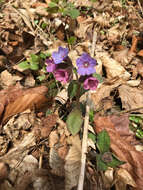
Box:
left=0, top=0, right=143, bottom=190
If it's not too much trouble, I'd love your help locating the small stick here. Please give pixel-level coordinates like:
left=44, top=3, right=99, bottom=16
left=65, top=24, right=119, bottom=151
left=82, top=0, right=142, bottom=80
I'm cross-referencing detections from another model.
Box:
left=39, top=145, right=44, bottom=169
left=77, top=26, right=97, bottom=190
left=119, top=106, right=143, bottom=115
left=77, top=93, right=90, bottom=190
left=137, top=0, right=143, bottom=16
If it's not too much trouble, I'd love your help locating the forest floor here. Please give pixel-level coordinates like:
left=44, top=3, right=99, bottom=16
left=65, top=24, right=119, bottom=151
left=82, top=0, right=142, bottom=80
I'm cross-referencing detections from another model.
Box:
left=0, top=0, right=143, bottom=190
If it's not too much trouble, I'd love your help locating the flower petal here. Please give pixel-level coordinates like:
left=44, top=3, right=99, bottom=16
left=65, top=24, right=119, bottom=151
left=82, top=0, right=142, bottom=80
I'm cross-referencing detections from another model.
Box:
left=83, top=76, right=99, bottom=90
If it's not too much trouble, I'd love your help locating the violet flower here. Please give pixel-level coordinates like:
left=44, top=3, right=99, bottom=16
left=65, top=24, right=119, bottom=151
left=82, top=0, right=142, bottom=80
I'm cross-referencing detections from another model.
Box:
left=83, top=76, right=99, bottom=90
left=76, top=53, right=97, bottom=76
left=52, top=46, right=69, bottom=64
left=46, top=58, right=56, bottom=72
left=53, top=68, right=72, bottom=84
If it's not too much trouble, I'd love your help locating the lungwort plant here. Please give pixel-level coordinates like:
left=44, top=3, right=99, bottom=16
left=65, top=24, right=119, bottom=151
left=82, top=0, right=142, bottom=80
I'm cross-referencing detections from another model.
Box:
left=18, top=46, right=124, bottom=171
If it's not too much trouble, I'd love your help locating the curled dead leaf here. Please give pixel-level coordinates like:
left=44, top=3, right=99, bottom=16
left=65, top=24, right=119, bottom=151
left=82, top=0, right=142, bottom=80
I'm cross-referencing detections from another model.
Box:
left=115, top=168, right=136, bottom=188
left=94, top=115, right=143, bottom=190
left=118, top=84, right=143, bottom=113
left=100, top=53, right=130, bottom=80
left=2, top=86, right=52, bottom=123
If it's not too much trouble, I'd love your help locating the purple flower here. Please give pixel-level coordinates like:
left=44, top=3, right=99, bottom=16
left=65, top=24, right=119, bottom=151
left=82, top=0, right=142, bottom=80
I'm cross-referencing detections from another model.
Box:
left=46, top=58, right=56, bottom=72
left=52, top=47, right=69, bottom=64
left=83, top=76, right=99, bottom=90
left=76, top=53, right=97, bottom=76
left=53, top=68, right=72, bottom=84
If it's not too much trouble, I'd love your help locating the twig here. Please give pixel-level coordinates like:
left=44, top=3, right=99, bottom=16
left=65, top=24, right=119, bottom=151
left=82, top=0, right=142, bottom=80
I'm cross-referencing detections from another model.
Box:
left=77, top=93, right=90, bottom=190
left=91, top=26, right=97, bottom=57
left=119, top=106, right=143, bottom=115
left=77, top=26, right=97, bottom=190
left=39, top=145, right=44, bottom=169
left=137, top=0, right=143, bottom=16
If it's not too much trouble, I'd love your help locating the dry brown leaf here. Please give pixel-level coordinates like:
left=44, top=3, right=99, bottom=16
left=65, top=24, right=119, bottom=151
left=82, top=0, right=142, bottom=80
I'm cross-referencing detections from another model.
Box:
left=100, top=53, right=130, bottom=80
left=65, top=135, right=81, bottom=190
left=0, top=131, right=36, bottom=163
left=0, top=84, right=23, bottom=120
left=107, top=25, right=120, bottom=43
left=110, top=114, right=131, bottom=136
left=110, top=114, right=138, bottom=145
left=40, top=114, right=57, bottom=138
left=138, top=49, right=143, bottom=57
left=0, top=70, right=23, bottom=88
left=49, top=130, right=59, bottom=148
left=130, top=35, right=138, bottom=53
left=49, top=143, right=65, bottom=177
left=24, top=74, right=35, bottom=87
left=118, top=84, right=143, bottom=113
left=91, top=78, right=124, bottom=109
left=93, top=13, right=110, bottom=27
left=68, top=0, right=99, bottom=8
left=2, top=86, right=51, bottom=123
left=113, top=48, right=135, bottom=67
left=3, top=110, right=35, bottom=143
left=74, top=16, right=93, bottom=39
left=115, top=168, right=136, bottom=188
left=56, top=24, right=65, bottom=41
left=137, top=63, right=143, bottom=77
left=103, top=168, right=114, bottom=189
left=94, top=115, right=143, bottom=190
left=126, top=80, right=141, bottom=87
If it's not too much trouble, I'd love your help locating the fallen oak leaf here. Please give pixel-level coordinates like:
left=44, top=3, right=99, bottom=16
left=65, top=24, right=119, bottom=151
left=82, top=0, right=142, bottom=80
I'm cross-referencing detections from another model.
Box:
left=118, top=84, right=143, bottom=113
left=2, top=86, right=52, bottom=123
left=0, top=83, right=23, bottom=120
left=94, top=115, right=143, bottom=190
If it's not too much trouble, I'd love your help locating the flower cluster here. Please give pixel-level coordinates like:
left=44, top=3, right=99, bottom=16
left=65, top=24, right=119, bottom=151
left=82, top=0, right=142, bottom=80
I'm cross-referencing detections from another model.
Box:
left=46, top=46, right=99, bottom=90
left=76, top=53, right=98, bottom=90
left=46, top=47, right=72, bottom=84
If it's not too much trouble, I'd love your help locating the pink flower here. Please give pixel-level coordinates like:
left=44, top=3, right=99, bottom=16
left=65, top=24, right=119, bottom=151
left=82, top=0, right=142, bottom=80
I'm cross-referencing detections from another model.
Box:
left=46, top=58, right=56, bottom=72
left=53, top=68, right=72, bottom=84
left=83, top=76, right=99, bottom=90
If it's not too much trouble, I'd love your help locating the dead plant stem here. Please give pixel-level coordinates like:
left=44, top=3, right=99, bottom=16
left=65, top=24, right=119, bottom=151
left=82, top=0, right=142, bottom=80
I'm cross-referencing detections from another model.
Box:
left=77, top=26, right=97, bottom=190
left=77, top=93, right=90, bottom=190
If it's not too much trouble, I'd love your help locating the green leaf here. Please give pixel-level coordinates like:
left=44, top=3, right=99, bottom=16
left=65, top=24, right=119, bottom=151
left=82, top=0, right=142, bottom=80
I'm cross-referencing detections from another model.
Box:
left=29, top=54, right=39, bottom=63
left=88, top=132, right=96, bottom=143
left=37, top=75, right=46, bottom=81
left=41, top=22, right=47, bottom=29
left=30, top=62, right=39, bottom=70
left=129, top=116, right=141, bottom=123
left=40, top=52, right=51, bottom=59
left=89, top=109, right=94, bottom=123
left=46, top=109, right=52, bottom=116
left=68, top=80, right=79, bottom=99
left=96, top=154, right=108, bottom=171
left=34, top=20, right=39, bottom=25
left=136, top=129, right=143, bottom=139
left=18, top=61, right=30, bottom=70
left=67, top=36, right=76, bottom=45
left=97, top=129, right=110, bottom=153
left=49, top=2, right=58, bottom=8
left=39, top=52, right=47, bottom=59
left=107, top=154, right=125, bottom=168
left=66, top=108, right=83, bottom=135
left=68, top=8, right=80, bottom=19
left=92, top=73, right=103, bottom=83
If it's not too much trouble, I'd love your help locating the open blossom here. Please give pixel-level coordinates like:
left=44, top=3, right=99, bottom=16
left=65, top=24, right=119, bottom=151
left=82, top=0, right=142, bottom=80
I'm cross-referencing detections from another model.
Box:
left=52, top=46, right=69, bottom=64
left=76, top=53, right=97, bottom=76
left=83, top=76, right=99, bottom=90
left=53, top=68, right=72, bottom=84
left=46, top=58, right=56, bottom=72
